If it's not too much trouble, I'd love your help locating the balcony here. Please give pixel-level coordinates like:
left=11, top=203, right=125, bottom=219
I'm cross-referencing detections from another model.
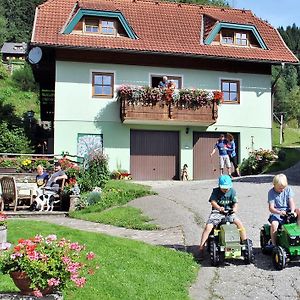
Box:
left=118, top=86, right=220, bottom=125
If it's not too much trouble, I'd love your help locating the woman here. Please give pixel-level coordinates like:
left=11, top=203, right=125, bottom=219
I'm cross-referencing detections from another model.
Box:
left=226, top=133, right=240, bottom=177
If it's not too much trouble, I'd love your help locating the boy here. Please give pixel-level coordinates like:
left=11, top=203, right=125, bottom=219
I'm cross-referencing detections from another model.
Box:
left=268, top=174, right=300, bottom=246
left=210, top=134, right=231, bottom=176
left=199, top=175, right=247, bottom=260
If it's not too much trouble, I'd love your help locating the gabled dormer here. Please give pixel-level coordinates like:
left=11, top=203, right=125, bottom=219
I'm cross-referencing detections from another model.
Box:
left=203, top=16, right=267, bottom=49
left=62, top=5, right=138, bottom=39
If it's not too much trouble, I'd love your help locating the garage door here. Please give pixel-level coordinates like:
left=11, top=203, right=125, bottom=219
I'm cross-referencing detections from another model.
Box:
left=130, top=130, right=179, bottom=180
left=193, top=132, right=239, bottom=180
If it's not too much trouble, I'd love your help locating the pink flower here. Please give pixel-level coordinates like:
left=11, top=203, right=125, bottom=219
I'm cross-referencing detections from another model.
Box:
left=33, top=289, right=43, bottom=298
left=86, top=252, right=95, bottom=260
left=28, top=250, right=39, bottom=260
left=47, top=278, right=60, bottom=287
left=46, top=234, right=57, bottom=242
left=69, top=242, right=83, bottom=252
left=74, top=277, right=86, bottom=288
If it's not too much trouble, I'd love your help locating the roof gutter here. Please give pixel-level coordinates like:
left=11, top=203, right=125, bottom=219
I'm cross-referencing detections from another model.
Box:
left=31, top=42, right=300, bottom=65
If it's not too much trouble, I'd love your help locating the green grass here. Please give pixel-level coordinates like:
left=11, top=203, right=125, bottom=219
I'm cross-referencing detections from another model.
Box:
left=70, top=180, right=158, bottom=229
left=273, top=122, right=300, bottom=147
left=0, top=220, right=198, bottom=300
left=84, top=206, right=159, bottom=230
left=264, top=147, right=300, bottom=173
left=0, top=78, right=39, bottom=118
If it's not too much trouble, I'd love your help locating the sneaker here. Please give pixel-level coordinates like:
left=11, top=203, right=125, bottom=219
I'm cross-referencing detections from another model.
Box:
left=265, top=243, right=274, bottom=251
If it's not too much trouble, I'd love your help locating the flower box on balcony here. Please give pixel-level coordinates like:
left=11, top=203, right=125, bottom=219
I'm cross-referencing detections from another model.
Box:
left=118, top=85, right=220, bottom=125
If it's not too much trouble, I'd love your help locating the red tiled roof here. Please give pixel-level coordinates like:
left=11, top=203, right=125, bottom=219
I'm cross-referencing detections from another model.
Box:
left=31, top=0, right=298, bottom=63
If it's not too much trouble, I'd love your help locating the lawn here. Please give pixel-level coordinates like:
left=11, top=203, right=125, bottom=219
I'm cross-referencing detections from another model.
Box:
left=70, top=180, right=158, bottom=230
left=272, top=122, right=300, bottom=147
left=0, top=220, right=198, bottom=300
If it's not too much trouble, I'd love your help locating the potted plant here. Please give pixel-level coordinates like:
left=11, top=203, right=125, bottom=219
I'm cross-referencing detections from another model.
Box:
left=0, top=234, right=96, bottom=297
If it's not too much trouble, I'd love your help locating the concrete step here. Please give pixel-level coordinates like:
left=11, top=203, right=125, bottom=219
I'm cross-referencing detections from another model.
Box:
left=5, top=210, right=68, bottom=218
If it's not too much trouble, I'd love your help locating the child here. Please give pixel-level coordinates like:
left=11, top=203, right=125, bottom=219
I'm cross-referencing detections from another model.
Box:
left=180, top=164, right=189, bottom=181
left=210, top=134, right=231, bottom=176
left=35, top=165, right=49, bottom=188
left=199, top=175, right=247, bottom=260
left=268, top=174, right=300, bottom=246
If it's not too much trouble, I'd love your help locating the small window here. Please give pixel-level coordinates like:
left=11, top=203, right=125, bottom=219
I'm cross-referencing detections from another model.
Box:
left=101, top=21, right=115, bottom=35
left=92, top=72, right=114, bottom=98
left=84, top=19, right=99, bottom=33
left=222, top=33, right=234, bottom=45
left=235, top=33, right=247, bottom=46
left=221, top=80, right=240, bottom=104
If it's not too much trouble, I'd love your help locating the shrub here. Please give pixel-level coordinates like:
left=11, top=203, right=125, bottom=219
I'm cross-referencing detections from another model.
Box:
left=0, top=62, right=8, bottom=80
left=77, top=151, right=110, bottom=192
left=0, top=122, right=32, bottom=153
left=86, top=191, right=102, bottom=206
left=11, top=63, right=37, bottom=92
left=240, top=148, right=278, bottom=175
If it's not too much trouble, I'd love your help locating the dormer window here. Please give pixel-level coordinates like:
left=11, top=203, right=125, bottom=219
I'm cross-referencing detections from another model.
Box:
left=101, top=21, right=115, bottom=35
left=235, top=33, right=247, bottom=46
left=85, top=18, right=99, bottom=33
left=221, top=30, right=248, bottom=47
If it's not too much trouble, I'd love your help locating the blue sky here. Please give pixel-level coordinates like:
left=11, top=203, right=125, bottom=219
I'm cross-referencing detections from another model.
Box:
left=231, top=0, right=299, bottom=28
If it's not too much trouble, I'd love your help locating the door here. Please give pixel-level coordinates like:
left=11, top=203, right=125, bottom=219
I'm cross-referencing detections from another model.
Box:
left=130, top=130, right=179, bottom=180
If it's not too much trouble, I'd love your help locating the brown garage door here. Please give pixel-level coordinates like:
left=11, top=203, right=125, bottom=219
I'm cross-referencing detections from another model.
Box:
left=130, top=130, right=179, bottom=180
left=193, top=132, right=240, bottom=180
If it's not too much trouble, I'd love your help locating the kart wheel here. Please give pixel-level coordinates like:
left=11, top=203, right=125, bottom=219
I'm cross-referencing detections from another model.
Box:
left=260, top=228, right=270, bottom=255
left=272, top=246, right=287, bottom=270
left=209, top=238, right=220, bottom=266
left=244, top=239, right=254, bottom=264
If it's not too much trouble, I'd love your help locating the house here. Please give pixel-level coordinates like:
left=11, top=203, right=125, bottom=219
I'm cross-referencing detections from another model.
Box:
left=1, top=42, right=28, bottom=73
left=1, top=42, right=27, bottom=62
left=30, top=0, right=298, bottom=180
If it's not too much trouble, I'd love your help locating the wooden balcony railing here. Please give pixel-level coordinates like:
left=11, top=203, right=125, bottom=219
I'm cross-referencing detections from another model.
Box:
left=118, top=86, right=220, bottom=125
left=120, top=100, right=218, bottom=125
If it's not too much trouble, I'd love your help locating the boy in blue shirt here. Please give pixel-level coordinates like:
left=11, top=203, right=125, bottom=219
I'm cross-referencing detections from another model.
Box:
left=199, top=175, right=247, bottom=260
left=210, top=134, right=231, bottom=176
left=268, top=174, right=300, bottom=246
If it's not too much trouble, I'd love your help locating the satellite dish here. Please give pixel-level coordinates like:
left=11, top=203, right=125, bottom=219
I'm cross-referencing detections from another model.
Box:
left=28, top=47, right=42, bottom=64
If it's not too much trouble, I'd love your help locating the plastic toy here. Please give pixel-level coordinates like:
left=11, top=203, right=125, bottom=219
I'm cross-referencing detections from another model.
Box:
left=260, top=211, right=300, bottom=270
left=208, top=209, right=254, bottom=266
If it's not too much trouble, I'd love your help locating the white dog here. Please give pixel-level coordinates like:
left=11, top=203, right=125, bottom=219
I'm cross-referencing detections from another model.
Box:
left=31, top=194, right=60, bottom=212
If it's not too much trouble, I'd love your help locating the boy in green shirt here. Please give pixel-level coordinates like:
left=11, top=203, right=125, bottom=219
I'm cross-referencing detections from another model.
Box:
left=199, top=175, right=247, bottom=260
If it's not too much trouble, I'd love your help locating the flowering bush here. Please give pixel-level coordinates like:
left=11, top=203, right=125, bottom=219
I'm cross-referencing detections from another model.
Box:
left=240, top=148, right=278, bottom=175
left=117, top=85, right=223, bottom=109
left=0, top=212, right=7, bottom=228
left=0, top=234, right=97, bottom=297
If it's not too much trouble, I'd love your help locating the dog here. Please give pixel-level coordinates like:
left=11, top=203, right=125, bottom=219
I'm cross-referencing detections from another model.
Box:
left=29, top=194, right=60, bottom=212
left=180, top=164, right=189, bottom=181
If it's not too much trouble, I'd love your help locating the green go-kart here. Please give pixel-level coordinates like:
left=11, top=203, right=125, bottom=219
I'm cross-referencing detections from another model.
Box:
left=260, top=212, right=300, bottom=270
left=208, top=210, right=254, bottom=266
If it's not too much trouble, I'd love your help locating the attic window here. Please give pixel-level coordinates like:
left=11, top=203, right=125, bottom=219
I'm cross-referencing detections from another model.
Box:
left=221, top=30, right=248, bottom=46
left=235, top=32, right=247, bottom=46
left=85, top=18, right=99, bottom=33
left=101, top=21, right=115, bottom=35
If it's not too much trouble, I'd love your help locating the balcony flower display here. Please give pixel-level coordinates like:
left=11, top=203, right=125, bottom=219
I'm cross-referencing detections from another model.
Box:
left=117, top=85, right=223, bottom=109
left=0, top=234, right=96, bottom=297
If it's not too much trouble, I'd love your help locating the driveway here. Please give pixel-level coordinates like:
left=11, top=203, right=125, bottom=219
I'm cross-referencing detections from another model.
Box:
left=130, top=176, right=300, bottom=300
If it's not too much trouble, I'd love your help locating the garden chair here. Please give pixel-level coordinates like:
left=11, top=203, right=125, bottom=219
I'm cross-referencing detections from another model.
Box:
left=0, top=176, right=33, bottom=212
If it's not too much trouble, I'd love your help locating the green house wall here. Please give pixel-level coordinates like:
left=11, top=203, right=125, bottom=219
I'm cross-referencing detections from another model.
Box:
left=54, top=61, right=272, bottom=178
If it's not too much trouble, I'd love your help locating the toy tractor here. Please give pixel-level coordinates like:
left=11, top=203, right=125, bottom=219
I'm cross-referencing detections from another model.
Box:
left=208, top=210, right=254, bottom=266
left=260, top=212, right=300, bottom=270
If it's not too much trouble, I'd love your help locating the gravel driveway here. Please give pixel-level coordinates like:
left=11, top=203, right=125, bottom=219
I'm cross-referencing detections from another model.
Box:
left=130, top=176, right=300, bottom=300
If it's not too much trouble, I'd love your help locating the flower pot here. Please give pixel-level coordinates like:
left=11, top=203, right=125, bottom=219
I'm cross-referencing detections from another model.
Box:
left=0, top=226, right=7, bottom=244
left=10, top=271, right=54, bottom=296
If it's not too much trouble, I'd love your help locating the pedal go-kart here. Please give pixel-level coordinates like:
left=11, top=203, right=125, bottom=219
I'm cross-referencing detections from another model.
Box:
left=208, top=209, right=254, bottom=266
left=260, top=211, right=300, bottom=270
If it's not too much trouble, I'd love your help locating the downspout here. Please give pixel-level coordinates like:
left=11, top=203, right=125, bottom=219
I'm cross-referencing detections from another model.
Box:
left=271, top=62, right=285, bottom=146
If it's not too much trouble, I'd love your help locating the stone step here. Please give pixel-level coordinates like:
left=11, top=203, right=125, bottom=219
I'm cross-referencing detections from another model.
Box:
left=5, top=211, right=68, bottom=218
